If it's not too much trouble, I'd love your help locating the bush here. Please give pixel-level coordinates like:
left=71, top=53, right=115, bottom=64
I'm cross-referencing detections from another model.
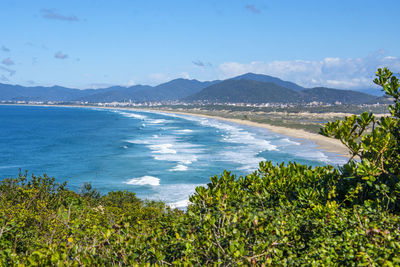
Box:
left=0, top=68, right=399, bottom=265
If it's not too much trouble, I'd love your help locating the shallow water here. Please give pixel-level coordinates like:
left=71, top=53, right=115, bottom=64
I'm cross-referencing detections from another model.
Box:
left=0, top=105, right=346, bottom=207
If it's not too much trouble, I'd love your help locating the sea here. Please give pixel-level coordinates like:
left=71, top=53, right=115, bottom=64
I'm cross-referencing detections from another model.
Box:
left=0, top=105, right=346, bottom=208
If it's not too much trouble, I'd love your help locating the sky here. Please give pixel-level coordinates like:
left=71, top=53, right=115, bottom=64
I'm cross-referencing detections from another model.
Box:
left=1, top=0, right=400, bottom=90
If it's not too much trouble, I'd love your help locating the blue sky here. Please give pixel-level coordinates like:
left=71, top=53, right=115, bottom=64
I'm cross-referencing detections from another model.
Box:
left=1, top=0, right=399, bottom=89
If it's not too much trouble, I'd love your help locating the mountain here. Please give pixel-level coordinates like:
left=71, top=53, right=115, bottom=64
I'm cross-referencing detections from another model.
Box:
left=78, top=85, right=152, bottom=102
left=128, top=79, right=219, bottom=102
left=0, top=74, right=378, bottom=104
left=0, top=79, right=218, bottom=103
left=185, top=79, right=300, bottom=103
left=231, top=73, right=305, bottom=91
left=300, top=87, right=378, bottom=104
left=0, top=83, right=92, bottom=101
left=353, top=87, right=385, bottom=96
left=185, top=80, right=379, bottom=104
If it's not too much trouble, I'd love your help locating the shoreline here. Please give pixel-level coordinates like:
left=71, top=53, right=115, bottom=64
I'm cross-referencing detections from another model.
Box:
left=1, top=103, right=350, bottom=158
left=135, top=108, right=349, bottom=158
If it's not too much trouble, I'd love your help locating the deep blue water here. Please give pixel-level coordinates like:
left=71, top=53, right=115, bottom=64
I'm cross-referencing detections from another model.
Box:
left=0, top=105, right=345, bottom=207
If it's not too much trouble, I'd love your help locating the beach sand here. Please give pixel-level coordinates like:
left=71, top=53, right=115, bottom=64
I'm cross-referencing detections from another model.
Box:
left=137, top=108, right=350, bottom=158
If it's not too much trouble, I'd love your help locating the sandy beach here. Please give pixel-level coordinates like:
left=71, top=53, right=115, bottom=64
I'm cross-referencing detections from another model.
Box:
left=134, top=108, right=350, bottom=158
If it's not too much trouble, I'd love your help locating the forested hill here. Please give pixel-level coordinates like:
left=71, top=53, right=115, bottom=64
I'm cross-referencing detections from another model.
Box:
left=0, top=79, right=215, bottom=103
left=185, top=79, right=300, bottom=103
left=230, top=72, right=305, bottom=91
left=300, top=87, right=378, bottom=104
left=186, top=79, right=378, bottom=104
left=78, top=79, right=219, bottom=102
left=0, top=73, right=379, bottom=104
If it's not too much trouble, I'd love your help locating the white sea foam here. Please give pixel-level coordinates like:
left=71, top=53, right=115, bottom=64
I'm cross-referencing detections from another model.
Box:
left=135, top=134, right=204, bottom=165
left=145, top=183, right=203, bottom=209
left=149, top=143, right=177, bottom=154
left=126, top=139, right=150, bottom=145
left=127, top=110, right=344, bottom=173
left=170, top=164, right=189, bottom=171
left=0, top=165, right=20, bottom=170
left=281, top=138, right=301, bottom=146
left=115, top=111, right=147, bottom=120
left=169, top=199, right=191, bottom=209
left=124, top=176, right=160, bottom=186
left=154, top=155, right=194, bottom=165
left=173, top=116, right=279, bottom=171
left=147, top=119, right=168, bottom=124
left=296, top=150, right=330, bottom=163
left=174, top=129, right=193, bottom=134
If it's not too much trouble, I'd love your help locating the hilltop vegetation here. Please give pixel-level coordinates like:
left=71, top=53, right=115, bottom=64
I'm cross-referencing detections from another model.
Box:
left=186, top=79, right=377, bottom=104
left=0, top=68, right=399, bottom=265
left=0, top=73, right=380, bottom=104
left=185, top=79, right=300, bottom=103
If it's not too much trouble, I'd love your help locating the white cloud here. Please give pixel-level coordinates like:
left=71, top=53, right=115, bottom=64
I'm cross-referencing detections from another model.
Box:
left=180, top=72, right=191, bottom=79
left=0, top=66, right=16, bottom=76
left=217, top=52, right=400, bottom=89
left=126, top=79, right=136, bottom=86
left=1, top=46, right=10, bottom=52
left=148, top=73, right=171, bottom=84
left=41, top=9, right=80, bottom=22
left=54, top=51, right=68, bottom=59
left=245, top=4, right=261, bottom=14
left=1, top=57, right=14, bottom=66
left=86, top=83, right=116, bottom=89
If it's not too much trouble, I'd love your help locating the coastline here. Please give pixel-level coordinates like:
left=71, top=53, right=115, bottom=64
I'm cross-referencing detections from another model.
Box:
left=135, top=108, right=349, bottom=158
left=1, top=104, right=350, bottom=158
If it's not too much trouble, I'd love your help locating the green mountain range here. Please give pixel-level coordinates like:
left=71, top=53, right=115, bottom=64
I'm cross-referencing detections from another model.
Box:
left=186, top=79, right=377, bottom=104
left=0, top=73, right=380, bottom=104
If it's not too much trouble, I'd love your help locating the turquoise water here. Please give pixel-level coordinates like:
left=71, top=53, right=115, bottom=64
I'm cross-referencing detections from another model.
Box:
left=0, top=105, right=345, bottom=207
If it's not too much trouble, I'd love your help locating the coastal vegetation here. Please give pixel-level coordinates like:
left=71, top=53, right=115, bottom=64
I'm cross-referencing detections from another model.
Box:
left=0, top=68, right=399, bottom=265
left=150, top=103, right=390, bottom=134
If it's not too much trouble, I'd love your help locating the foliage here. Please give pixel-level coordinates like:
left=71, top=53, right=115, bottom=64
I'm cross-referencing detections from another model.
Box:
left=321, top=67, right=400, bottom=211
left=0, top=68, right=399, bottom=265
left=186, top=78, right=377, bottom=104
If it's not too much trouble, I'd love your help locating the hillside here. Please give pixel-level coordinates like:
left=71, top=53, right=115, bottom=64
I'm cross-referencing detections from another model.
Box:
left=231, top=72, right=305, bottom=91
left=77, top=85, right=152, bottom=102
left=300, top=87, right=378, bottom=104
left=0, top=84, right=92, bottom=101
left=185, top=79, right=300, bottom=103
left=0, top=74, right=378, bottom=104
left=185, top=79, right=378, bottom=104
left=0, top=79, right=217, bottom=103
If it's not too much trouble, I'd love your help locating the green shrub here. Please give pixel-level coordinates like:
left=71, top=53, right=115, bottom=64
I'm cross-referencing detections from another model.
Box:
left=0, top=68, right=399, bottom=265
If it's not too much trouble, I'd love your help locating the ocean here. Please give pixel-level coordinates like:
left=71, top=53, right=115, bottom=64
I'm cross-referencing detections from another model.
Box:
left=0, top=105, right=346, bottom=207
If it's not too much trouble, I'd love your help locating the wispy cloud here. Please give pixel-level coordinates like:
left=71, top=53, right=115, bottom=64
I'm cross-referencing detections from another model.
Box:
left=0, top=74, right=9, bottom=82
left=41, top=8, right=79, bottom=22
left=245, top=4, right=261, bottom=14
left=87, top=83, right=116, bottom=89
left=193, top=60, right=212, bottom=67
left=218, top=52, right=400, bottom=89
left=54, top=51, right=68, bottom=59
left=1, top=46, right=10, bottom=52
left=1, top=58, right=14, bottom=66
left=0, top=66, right=16, bottom=76
left=148, top=73, right=171, bottom=85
